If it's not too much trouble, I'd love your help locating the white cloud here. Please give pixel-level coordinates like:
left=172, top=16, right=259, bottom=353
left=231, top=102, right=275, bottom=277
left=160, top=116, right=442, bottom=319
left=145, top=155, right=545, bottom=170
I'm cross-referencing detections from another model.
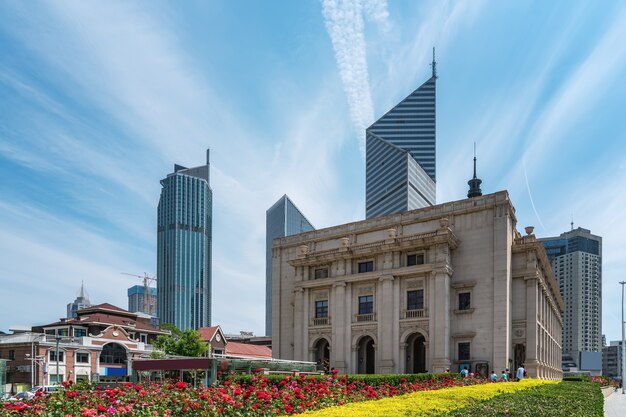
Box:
left=321, top=0, right=390, bottom=154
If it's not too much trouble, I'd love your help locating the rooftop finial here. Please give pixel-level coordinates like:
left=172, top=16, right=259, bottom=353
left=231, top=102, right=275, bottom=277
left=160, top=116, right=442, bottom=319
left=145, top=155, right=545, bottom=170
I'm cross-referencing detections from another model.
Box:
left=431, top=47, right=437, bottom=79
left=467, top=142, right=482, bottom=198
left=571, top=214, right=574, bottom=231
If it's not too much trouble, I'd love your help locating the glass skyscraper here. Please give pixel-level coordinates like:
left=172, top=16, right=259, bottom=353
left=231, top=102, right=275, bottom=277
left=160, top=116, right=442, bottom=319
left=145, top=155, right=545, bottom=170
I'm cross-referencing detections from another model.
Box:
left=266, top=195, right=314, bottom=335
left=365, top=61, right=437, bottom=219
left=540, top=227, right=602, bottom=365
left=157, top=149, right=212, bottom=330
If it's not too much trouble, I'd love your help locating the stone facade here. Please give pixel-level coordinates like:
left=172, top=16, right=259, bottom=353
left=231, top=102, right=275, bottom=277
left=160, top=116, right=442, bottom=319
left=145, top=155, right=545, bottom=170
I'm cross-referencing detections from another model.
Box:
left=272, top=191, right=563, bottom=379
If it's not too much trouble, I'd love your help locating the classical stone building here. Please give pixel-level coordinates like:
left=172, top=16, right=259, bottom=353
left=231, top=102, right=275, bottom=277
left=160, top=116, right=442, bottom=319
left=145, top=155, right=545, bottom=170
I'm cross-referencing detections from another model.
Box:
left=272, top=191, right=563, bottom=379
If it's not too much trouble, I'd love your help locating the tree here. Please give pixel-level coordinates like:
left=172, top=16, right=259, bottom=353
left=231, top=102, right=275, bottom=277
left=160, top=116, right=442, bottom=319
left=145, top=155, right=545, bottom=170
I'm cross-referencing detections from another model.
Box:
left=154, top=324, right=208, bottom=357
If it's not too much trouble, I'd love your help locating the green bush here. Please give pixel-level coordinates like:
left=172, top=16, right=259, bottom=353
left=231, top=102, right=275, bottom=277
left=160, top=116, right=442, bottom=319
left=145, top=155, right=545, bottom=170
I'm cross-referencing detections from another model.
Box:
left=227, top=372, right=460, bottom=388
left=443, top=381, right=603, bottom=417
left=562, top=376, right=590, bottom=382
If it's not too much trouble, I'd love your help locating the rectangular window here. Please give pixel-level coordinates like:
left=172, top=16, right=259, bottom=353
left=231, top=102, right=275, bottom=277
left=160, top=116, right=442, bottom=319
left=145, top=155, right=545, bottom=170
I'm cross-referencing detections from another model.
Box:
left=407, top=253, right=425, bottom=266
left=458, top=292, right=471, bottom=310
left=358, top=295, right=374, bottom=315
left=74, top=328, right=87, bottom=337
left=57, top=328, right=68, bottom=336
left=458, top=342, right=471, bottom=361
left=314, top=268, right=329, bottom=279
left=315, top=300, right=329, bottom=318
left=407, top=290, right=424, bottom=310
left=358, top=261, right=374, bottom=273
left=8, top=350, right=15, bottom=360
left=76, top=352, right=89, bottom=363
left=49, top=351, right=64, bottom=362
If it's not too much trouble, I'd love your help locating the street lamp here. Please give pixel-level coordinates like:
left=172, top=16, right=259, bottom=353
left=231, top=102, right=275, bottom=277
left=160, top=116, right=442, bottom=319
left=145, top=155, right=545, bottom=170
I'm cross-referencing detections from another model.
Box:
left=24, top=354, right=46, bottom=388
left=620, top=281, right=626, bottom=394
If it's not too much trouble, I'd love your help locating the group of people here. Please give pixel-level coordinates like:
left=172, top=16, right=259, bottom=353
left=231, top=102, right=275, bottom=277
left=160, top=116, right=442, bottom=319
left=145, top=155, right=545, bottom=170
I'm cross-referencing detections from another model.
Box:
left=459, top=365, right=527, bottom=382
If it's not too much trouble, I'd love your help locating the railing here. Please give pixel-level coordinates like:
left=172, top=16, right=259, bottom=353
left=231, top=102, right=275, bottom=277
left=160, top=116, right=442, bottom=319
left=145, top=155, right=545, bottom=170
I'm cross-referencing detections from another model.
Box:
left=311, top=317, right=330, bottom=326
left=403, top=309, right=427, bottom=319
left=355, top=313, right=375, bottom=322
left=44, top=336, right=84, bottom=344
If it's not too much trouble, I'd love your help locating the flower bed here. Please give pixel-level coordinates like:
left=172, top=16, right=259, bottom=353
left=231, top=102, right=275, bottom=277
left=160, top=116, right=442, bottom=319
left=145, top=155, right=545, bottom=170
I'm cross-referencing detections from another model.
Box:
left=442, top=380, right=603, bottom=416
left=1, top=373, right=478, bottom=416
left=294, top=380, right=551, bottom=417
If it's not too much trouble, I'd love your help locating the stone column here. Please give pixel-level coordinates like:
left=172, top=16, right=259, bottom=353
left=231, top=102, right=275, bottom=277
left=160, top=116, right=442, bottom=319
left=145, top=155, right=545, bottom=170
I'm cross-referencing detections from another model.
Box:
left=525, top=275, right=539, bottom=377
left=430, top=268, right=451, bottom=372
left=293, top=288, right=304, bottom=361
left=377, top=274, right=395, bottom=373
left=331, top=282, right=348, bottom=373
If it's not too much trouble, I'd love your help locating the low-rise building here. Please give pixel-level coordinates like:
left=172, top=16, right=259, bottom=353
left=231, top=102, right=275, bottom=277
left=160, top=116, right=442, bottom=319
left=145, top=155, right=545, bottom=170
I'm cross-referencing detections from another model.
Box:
left=0, top=303, right=168, bottom=388
left=272, top=191, right=563, bottom=378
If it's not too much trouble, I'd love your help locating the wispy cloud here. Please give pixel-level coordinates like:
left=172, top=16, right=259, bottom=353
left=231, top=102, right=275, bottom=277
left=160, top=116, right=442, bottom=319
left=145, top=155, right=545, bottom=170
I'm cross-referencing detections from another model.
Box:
left=321, top=0, right=390, bottom=154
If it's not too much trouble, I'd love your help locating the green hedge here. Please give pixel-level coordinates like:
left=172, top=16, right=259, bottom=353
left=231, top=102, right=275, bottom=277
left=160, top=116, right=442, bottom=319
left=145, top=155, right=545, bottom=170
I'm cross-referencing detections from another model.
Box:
left=442, top=381, right=603, bottom=417
left=562, top=376, right=590, bottom=382
left=227, top=372, right=460, bottom=387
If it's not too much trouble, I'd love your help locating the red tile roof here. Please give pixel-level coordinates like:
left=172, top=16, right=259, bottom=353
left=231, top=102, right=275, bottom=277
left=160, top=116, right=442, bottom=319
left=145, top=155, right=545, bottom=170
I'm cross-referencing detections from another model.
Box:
left=226, top=342, right=272, bottom=358
left=197, top=326, right=220, bottom=341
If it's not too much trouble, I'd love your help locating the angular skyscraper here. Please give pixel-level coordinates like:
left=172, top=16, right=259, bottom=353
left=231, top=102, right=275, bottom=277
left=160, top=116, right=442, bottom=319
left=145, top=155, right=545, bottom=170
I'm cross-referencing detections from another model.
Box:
left=66, top=282, right=92, bottom=318
left=365, top=52, right=437, bottom=219
left=157, top=150, right=212, bottom=330
left=541, top=227, right=602, bottom=366
left=266, top=195, right=314, bottom=336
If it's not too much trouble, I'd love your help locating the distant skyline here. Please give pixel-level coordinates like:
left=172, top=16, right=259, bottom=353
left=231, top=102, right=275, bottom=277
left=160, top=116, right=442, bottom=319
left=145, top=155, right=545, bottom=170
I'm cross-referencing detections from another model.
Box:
left=1, top=1, right=626, bottom=342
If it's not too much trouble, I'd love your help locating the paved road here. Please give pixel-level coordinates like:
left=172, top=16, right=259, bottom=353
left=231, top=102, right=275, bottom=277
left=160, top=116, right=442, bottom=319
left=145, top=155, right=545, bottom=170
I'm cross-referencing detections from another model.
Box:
left=605, top=391, right=626, bottom=417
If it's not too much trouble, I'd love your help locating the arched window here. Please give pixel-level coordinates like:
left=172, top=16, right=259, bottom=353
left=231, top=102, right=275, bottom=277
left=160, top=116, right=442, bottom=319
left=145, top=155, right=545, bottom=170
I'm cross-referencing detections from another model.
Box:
left=100, top=343, right=127, bottom=364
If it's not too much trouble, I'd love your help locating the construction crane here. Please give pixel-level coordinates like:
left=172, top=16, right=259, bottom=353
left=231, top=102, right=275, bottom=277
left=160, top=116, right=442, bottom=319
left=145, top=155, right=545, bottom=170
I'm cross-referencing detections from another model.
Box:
left=121, top=272, right=156, bottom=316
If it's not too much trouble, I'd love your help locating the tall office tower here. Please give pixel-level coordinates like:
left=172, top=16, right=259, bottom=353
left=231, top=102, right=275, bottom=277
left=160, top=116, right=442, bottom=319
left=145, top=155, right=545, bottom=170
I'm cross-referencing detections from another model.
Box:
left=66, top=282, right=92, bottom=318
left=128, top=285, right=157, bottom=316
left=365, top=51, right=437, bottom=219
left=157, top=149, right=212, bottom=330
left=266, top=195, right=314, bottom=336
left=541, top=227, right=602, bottom=364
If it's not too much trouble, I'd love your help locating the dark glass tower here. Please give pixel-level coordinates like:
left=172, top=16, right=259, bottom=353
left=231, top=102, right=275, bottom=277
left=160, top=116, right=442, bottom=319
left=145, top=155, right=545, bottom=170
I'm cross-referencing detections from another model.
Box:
left=266, top=195, right=314, bottom=335
left=157, top=149, right=212, bottom=330
left=365, top=52, right=437, bottom=218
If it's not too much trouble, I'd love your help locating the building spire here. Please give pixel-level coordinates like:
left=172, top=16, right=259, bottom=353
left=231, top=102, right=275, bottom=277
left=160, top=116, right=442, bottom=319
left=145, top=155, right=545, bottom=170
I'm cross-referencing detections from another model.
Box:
left=467, top=142, right=482, bottom=198
left=431, top=47, right=437, bottom=79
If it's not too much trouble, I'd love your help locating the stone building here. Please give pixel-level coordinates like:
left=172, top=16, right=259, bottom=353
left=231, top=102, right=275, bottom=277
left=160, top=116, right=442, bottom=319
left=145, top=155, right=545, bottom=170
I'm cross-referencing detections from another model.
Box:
left=271, top=191, right=563, bottom=379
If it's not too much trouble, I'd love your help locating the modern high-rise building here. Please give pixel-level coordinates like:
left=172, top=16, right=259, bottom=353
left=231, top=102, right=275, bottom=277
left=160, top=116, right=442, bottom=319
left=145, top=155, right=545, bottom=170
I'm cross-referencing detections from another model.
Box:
left=66, top=282, right=92, bottom=318
left=365, top=52, right=437, bottom=219
left=128, top=285, right=157, bottom=316
left=266, top=195, right=314, bottom=336
left=157, top=149, right=212, bottom=330
left=541, top=227, right=602, bottom=364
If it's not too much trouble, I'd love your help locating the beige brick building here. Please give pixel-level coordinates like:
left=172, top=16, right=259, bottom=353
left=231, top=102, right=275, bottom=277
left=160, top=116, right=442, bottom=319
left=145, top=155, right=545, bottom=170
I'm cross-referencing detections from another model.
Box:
left=272, top=191, right=563, bottom=379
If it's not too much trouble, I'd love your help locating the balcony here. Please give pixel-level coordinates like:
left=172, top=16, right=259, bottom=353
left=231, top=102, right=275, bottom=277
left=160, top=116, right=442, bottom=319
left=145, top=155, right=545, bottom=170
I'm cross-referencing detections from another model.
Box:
left=311, top=317, right=331, bottom=327
left=355, top=313, right=375, bottom=322
left=403, top=309, right=427, bottom=319
left=44, top=336, right=84, bottom=345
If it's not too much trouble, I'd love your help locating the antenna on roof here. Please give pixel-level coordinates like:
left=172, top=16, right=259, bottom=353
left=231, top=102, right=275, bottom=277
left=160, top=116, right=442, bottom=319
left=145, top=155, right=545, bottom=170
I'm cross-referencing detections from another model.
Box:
left=431, top=47, right=437, bottom=79
left=571, top=213, right=574, bottom=231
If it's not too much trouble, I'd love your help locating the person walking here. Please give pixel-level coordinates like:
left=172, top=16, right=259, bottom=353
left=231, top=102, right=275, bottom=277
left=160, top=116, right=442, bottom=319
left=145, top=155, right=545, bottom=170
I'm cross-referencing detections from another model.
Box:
left=501, top=370, right=508, bottom=381
left=461, top=367, right=469, bottom=378
left=490, top=371, right=498, bottom=382
left=516, top=364, right=525, bottom=381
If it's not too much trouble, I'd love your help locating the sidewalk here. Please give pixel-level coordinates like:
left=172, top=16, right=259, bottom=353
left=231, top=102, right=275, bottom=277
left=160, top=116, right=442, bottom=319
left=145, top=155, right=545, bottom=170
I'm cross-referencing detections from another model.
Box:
left=604, top=391, right=626, bottom=417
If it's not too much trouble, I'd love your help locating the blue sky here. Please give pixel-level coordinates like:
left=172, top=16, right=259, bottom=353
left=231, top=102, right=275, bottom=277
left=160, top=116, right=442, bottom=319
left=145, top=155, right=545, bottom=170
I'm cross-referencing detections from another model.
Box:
left=1, top=0, right=625, bottom=343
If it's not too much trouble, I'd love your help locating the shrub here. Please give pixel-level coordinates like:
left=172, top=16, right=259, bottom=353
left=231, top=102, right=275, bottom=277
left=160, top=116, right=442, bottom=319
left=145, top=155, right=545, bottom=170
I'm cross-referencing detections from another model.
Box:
left=443, top=381, right=603, bottom=417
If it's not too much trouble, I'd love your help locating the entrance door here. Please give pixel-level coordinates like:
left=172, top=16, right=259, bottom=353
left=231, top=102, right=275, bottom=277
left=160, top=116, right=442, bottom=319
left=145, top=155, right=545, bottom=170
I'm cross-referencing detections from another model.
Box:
left=358, top=336, right=375, bottom=374
left=406, top=333, right=426, bottom=373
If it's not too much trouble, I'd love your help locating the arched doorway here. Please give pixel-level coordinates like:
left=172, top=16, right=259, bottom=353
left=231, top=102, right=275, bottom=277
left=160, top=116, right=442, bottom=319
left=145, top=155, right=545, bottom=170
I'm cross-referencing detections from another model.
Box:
left=100, top=343, right=128, bottom=382
left=406, top=333, right=426, bottom=374
left=357, top=336, right=375, bottom=374
left=313, top=338, right=330, bottom=373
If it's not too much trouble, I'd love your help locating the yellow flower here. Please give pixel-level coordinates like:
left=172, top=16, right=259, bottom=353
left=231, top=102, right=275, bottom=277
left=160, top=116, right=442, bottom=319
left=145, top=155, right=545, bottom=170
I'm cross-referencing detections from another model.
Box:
left=294, top=379, right=554, bottom=417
